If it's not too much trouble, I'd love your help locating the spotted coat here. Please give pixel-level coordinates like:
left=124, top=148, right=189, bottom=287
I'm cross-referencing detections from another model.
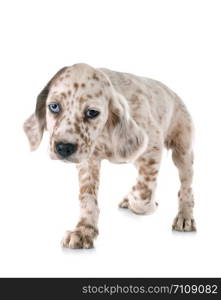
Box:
left=24, top=63, right=196, bottom=249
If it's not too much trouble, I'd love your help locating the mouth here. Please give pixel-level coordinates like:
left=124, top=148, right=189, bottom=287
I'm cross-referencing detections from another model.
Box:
left=50, top=151, right=81, bottom=163
left=61, top=157, right=80, bottom=163
left=53, top=152, right=80, bottom=163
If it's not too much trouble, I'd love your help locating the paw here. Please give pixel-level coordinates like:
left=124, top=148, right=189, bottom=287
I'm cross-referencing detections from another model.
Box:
left=119, top=192, right=158, bottom=215
left=61, top=230, right=95, bottom=249
left=172, top=213, right=196, bottom=232
left=130, top=199, right=158, bottom=215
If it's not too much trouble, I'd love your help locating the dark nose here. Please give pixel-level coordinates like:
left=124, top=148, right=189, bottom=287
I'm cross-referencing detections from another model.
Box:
left=55, top=142, right=77, bottom=158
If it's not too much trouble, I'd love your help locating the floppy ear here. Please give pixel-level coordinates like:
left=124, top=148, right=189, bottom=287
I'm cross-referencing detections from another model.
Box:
left=23, top=66, right=67, bottom=151
left=107, top=92, right=148, bottom=161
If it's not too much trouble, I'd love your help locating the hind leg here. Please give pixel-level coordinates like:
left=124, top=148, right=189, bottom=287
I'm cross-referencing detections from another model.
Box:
left=166, top=108, right=196, bottom=231
left=119, top=143, right=162, bottom=214
left=172, top=148, right=196, bottom=231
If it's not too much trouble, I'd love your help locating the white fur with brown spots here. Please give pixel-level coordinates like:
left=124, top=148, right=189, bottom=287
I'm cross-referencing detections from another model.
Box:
left=24, top=63, right=196, bottom=249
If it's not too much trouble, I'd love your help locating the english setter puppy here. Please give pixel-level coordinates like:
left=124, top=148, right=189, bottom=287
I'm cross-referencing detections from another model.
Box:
left=24, top=63, right=196, bottom=249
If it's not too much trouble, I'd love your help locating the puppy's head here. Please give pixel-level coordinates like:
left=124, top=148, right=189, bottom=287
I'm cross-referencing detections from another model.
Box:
left=24, top=63, right=147, bottom=163
left=24, top=64, right=112, bottom=163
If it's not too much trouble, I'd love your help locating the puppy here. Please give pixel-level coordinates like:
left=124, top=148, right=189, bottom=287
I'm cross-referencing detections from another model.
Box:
left=24, top=63, right=196, bottom=249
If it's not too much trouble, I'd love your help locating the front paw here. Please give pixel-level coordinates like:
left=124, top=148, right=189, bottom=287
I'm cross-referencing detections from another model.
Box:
left=62, top=230, right=94, bottom=249
left=172, top=213, right=196, bottom=232
left=62, top=220, right=98, bottom=249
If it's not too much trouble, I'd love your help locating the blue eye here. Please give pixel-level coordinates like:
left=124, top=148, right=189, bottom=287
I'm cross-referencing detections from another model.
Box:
left=85, top=109, right=100, bottom=119
left=49, top=103, right=60, bottom=113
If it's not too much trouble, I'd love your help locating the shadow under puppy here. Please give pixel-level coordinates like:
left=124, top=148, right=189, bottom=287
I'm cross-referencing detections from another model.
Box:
left=24, top=63, right=196, bottom=249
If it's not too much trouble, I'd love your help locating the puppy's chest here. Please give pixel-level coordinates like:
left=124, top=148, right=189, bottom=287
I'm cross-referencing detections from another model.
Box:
left=91, top=139, right=129, bottom=164
left=92, top=138, right=139, bottom=164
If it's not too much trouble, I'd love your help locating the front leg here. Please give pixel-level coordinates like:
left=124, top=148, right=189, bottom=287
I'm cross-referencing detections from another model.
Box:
left=119, top=144, right=163, bottom=214
left=62, top=158, right=100, bottom=249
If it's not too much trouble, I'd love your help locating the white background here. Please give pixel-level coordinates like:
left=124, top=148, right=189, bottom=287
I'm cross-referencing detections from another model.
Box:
left=0, top=0, right=220, bottom=277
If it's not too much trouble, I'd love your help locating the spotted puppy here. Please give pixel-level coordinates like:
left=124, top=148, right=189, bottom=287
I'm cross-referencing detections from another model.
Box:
left=24, top=63, right=196, bottom=249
